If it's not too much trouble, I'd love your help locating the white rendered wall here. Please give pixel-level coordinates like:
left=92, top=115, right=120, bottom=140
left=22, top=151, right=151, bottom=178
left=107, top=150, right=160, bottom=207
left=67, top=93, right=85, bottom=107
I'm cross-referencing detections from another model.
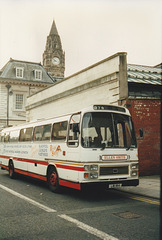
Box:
left=26, top=53, right=128, bottom=121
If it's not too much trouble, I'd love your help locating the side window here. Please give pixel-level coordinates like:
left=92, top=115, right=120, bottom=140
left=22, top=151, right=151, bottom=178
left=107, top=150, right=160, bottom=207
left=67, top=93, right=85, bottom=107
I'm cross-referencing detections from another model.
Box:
left=52, top=121, right=67, bottom=141
left=10, top=130, right=19, bottom=142
left=0, top=133, right=4, bottom=142
left=68, top=113, right=80, bottom=147
left=20, top=127, right=33, bottom=142
left=42, top=124, right=52, bottom=141
left=4, top=132, right=10, bottom=143
left=33, top=124, right=51, bottom=141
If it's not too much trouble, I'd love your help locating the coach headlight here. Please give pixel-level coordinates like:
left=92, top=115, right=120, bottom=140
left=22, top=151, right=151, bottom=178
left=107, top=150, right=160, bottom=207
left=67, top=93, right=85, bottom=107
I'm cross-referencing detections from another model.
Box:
left=131, top=163, right=139, bottom=177
left=90, top=165, right=98, bottom=171
left=90, top=172, right=98, bottom=179
left=84, top=165, right=89, bottom=171
left=131, top=164, right=138, bottom=170
left=84, top=164, right=98, bottom=179
left=84, top=165, right=98, bottom=171
left=131, top=171, right=138, bottom=177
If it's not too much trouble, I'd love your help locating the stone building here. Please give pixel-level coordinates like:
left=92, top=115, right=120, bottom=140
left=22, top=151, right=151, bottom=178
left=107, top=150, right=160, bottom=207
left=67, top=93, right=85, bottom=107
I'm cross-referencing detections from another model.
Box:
left=43, top=20, right=65, bottom=81
left=0, top=58, right=54, bottom=130
left=26, top=52, right=162, bottom=175
left=0, top=20, right=65, bottom=130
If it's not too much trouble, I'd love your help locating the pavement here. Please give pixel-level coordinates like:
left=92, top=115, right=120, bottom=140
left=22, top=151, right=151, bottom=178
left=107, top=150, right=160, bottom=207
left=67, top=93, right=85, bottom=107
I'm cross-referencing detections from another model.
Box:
left=116, top=175, right=161, bottom=200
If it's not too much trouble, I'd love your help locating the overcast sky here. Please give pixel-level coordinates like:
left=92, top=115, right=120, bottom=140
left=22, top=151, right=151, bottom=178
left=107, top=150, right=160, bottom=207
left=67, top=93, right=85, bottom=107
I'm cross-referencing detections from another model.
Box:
left=0, top=0, right=161, bottom=77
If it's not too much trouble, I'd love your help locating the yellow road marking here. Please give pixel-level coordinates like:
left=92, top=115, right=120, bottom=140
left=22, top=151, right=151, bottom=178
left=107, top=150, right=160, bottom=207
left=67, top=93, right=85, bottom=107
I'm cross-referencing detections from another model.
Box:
left=129, top=195, right=160, bottom=205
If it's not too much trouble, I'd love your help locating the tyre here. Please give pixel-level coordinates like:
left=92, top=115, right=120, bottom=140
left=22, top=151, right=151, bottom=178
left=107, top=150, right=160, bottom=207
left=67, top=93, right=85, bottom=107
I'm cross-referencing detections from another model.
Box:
left=9, top=160, right=16, bottom=179
left=47, top=167, right=60, bottom=193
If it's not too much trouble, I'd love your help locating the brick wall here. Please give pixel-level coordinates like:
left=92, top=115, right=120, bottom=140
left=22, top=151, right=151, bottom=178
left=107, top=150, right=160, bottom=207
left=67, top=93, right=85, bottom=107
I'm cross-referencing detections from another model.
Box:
left=121, top=99, right=161, bottom=176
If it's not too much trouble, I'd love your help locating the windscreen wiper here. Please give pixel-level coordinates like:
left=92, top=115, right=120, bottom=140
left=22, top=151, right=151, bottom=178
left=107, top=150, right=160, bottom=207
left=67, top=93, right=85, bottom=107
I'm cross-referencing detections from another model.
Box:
left=126, top=145, right=131, bottom=151
left=101, top=143, right=106, bottom=150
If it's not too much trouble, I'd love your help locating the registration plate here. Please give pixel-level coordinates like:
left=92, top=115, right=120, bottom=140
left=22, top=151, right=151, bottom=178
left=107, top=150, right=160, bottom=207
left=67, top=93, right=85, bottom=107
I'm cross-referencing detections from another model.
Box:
left=108, top=183, right=122, bottom=188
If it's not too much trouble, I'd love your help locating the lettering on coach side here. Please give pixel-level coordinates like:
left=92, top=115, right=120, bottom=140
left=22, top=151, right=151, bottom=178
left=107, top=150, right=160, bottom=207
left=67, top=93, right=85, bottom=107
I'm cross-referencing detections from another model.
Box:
left=38, top=145, right=48, bottom=157
left=50, top=145, right=62, bottom=156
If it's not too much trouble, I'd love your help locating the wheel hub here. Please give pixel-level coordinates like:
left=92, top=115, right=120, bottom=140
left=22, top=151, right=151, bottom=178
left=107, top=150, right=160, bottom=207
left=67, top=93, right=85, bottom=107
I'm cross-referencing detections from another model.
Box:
left=50, top=172, right=57, bottom=186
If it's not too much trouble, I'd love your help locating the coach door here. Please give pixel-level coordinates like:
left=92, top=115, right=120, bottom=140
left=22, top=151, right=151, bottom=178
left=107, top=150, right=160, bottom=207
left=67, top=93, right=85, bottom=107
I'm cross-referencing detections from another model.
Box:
left=67, top=113, right=81, bottom=161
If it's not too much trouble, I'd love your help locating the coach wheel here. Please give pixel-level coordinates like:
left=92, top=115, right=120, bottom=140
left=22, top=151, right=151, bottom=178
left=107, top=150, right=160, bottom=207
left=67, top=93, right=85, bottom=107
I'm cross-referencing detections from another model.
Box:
left=48, top=167, right=60, bottom=193
left=9, top=160, right=15, bottom=179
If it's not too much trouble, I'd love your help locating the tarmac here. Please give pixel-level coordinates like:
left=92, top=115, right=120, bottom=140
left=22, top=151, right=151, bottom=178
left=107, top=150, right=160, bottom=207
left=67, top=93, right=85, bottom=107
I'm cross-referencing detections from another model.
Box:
left=115, top=175, right=161, bottom=200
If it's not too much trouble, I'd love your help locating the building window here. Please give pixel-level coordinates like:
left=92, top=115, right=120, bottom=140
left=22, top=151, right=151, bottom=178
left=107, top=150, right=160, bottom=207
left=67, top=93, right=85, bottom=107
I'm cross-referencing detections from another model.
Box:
left=34, top=70, right=42, bottom=80
left=16, top=67, right=24, bottom=78
left=15, top=94, right=24, bottom=110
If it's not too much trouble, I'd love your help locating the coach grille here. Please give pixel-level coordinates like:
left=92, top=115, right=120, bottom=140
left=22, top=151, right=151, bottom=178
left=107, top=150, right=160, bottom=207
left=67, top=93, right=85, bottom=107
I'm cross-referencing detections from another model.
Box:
left=100, top=166, right=128, bottom=176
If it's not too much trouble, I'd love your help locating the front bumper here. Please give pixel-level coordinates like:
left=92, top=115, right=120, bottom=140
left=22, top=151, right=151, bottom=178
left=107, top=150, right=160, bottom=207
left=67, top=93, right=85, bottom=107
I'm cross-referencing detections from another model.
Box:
left=81, top=179, right=139, bottom=191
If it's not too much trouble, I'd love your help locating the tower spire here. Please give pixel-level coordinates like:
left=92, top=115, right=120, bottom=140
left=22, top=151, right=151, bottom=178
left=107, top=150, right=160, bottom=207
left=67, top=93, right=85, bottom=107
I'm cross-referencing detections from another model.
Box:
left=49, top=20, right=58, bottom=35
left=43, top=20, right=65, bottom=81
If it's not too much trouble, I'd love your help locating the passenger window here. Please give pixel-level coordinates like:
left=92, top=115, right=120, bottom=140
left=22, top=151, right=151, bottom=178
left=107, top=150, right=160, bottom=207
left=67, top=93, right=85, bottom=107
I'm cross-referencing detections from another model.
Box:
left=4, top=132, right=10, bottom=143
left=68, top=113, right=80, bottom=147
left=20, top=127, right=33, bottom=142
left=10, top=130, right=19, bottom=142
left=0, top=133, right=4, bottom=142
left=52, top=121, right=67, bottom=141
left=42, top=124, right=52, bottom=141
left=33, top=124, right=51, bottom=141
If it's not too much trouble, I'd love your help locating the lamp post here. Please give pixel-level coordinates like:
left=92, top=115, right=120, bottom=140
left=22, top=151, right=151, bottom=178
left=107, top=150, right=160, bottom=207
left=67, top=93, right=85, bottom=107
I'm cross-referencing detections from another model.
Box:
left=5, top=84, right=11, bottom=127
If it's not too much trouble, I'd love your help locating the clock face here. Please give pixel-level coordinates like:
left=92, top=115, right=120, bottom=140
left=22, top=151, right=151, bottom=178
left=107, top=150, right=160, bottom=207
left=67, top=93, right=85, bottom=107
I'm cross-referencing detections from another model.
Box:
left=52, top=57, right=60, bottom=65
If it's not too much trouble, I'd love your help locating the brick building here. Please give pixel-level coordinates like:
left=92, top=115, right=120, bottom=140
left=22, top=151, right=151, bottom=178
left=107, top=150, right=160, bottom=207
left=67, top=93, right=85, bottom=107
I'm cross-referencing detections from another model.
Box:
left=119, top=64, right=161, bottom=175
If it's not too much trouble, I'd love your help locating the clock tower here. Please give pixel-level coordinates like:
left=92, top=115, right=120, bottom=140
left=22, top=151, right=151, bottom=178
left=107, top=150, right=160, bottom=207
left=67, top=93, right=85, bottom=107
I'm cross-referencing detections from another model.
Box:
left=43, top=20, right=65, bottom=80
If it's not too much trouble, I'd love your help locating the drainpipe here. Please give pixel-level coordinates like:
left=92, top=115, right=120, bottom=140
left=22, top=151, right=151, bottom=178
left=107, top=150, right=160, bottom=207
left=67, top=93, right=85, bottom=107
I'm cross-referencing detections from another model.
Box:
left=5, top=84, right=11, bottom=127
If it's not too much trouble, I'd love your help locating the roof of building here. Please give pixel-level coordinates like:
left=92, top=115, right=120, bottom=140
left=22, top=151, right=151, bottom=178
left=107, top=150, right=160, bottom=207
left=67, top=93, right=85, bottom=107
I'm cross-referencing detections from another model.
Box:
left=127, top=64, right=162, bottom=85
left=154, top=63, right=162, bottom=68
left=0, top=58, right=55, bottom=84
